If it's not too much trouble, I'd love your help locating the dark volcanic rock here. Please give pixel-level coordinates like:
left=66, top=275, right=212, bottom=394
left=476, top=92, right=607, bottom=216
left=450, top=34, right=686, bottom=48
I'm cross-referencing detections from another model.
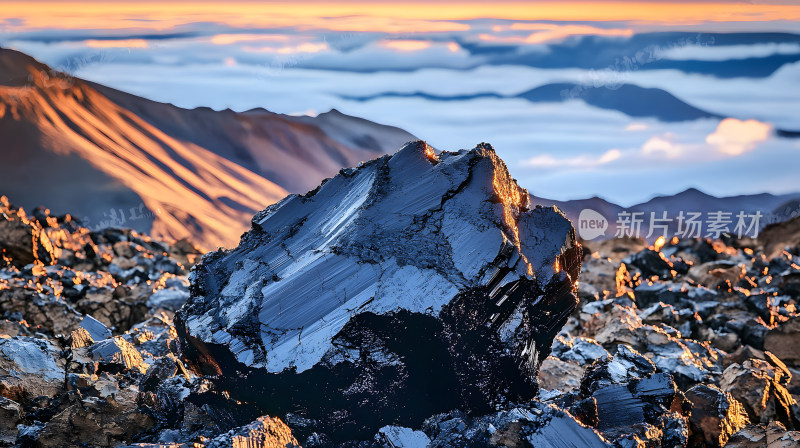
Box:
left=383, top=402, right=609, bottom=448
left=0, top=196, right=58, bottom=267
left=577, top=345, right=687, bottom=446
left=625, top=248, right=684, bottom=280
left=685, top=384, right=749, bottom=447
left=177, top=142, right=582, bottom=440
left=0, top=197, right=200, bottom=447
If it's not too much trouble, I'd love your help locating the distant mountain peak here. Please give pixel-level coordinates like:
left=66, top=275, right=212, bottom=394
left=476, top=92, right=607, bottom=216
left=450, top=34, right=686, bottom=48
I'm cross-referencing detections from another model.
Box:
left=534, top=188, right=800, bottom=242
left=671, top=187, right=712, bottom=198
left=0, top=47, right=53, bottom=87
left=518, top=83, right=720, bottom=122
left=342, top=81, right=720, bottom=123
left=0, top=48, right=416, bottom=250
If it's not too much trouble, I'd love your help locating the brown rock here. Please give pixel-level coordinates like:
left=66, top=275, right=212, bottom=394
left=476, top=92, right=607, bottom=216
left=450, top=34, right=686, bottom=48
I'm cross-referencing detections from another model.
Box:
left=538, top=357, right=584, bottom=392
left=168, top=238, right=201, bottom=269
left=688, top=261, right=745, bottom=290
left=724, top=348, right=793, bottom=387
left=0, top=336, right=65, bottom=402
left=583, top=236, right=647, bottom=262
left=758, top=215, right=800, bottom=259
left=70, top=327, right=95, bottom=348
left=685, top=384, right=749, bottom=447
left=489, top=421, right=524, bottom=448
left=0, top=396, right=22, bottom=445
left=113, top=241, right=136, bottom=259
left=90, top=336, right=149, bottom=374
left=726, top=421, right=800, bottom=448
left=76, top=285, right=149, bottom=334
left=710, top=330, right=741, bottom=353
left=111, top=256, right=138, bottom=270
left=35, top=386, right=154, bottom=448
left=579, top=256, right=620, bottom=297
left=764, top=317, right=800, bottom=367
left=0, top=319, right=30, bottom=337
left=0, top=210, right=58, bottom=267
left=227, top=416, right=300, bottom=448
left=724, top=346, right=769, bottom=368
left=721, top=359, right=797, bottom=428
left=590, top=305, right=644, bottom=350
left=0, top=288, right=83, bottom=336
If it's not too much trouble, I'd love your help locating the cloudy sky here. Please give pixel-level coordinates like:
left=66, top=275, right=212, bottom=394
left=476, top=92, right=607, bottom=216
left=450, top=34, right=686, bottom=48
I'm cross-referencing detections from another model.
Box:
left=2, top=1, right=799, bottom=205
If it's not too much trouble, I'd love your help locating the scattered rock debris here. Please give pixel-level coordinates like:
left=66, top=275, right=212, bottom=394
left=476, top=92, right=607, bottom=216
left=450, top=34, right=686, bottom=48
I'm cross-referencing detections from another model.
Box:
left=1, top=143, right=800, bottom=447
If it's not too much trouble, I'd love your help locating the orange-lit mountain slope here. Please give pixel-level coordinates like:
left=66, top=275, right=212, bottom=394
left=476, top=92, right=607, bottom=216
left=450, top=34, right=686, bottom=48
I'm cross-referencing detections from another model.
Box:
left=0, top=48, right=414, bottom=249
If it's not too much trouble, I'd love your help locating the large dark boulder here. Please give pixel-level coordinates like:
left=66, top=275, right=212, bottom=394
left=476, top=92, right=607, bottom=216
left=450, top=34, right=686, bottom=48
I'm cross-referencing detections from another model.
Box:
left=177, top=142, right=582, bottom=440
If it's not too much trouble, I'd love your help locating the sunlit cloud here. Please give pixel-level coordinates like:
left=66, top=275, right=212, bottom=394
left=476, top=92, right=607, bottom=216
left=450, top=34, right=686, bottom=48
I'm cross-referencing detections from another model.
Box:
left=85, top=39, right=148, bottom=48
left=521, top=148, right=622, bottom=169
left=3, top=1, right=799, bottom=206
left=282, top=39, right=474, bottom=70
left=705, top=118, right=772, bottom=156
left=380, top=40, right=432, bottom=52
left=639, top=118, right=772, bottom=161
left=210, top=34, right=290, bottom=45
left=243, top=42, right=329, bottom=54
left=641, top=133, right=687, bottom=159
left=486, top=23, right=633, bottom=44
left=3, top=2, right=800, bottom=34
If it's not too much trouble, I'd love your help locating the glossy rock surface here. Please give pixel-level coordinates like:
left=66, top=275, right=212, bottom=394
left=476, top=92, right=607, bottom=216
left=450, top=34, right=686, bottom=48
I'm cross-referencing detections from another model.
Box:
left=177, top=141, right=582, bottom=439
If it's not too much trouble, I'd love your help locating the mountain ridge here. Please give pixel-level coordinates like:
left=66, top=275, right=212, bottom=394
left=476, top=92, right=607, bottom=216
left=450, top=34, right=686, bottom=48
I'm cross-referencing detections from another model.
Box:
left=0, top=47, right=415, bottom=249
left=341, top=82, right=720, bottom=123
left=532, top=187, right=800, bottom=242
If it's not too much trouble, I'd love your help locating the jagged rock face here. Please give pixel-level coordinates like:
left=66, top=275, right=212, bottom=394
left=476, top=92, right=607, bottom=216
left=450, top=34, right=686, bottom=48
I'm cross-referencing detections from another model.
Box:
left=685, top=384, right=750, bottom=447
left=417, top=403, right=609, bottom=447
left=721, top=359, right=798, bottom=428
left=575, top=344, right=687, bottom=446
left=177, top=142, right=582, bottom=440
left=205, top=416, right=300, bottom=448
left=0, top=196, right=59, bottom=267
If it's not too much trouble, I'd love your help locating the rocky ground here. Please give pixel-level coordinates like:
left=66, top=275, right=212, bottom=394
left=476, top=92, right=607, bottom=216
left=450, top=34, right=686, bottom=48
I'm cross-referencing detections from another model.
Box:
left=2, top=146, right=800, bottom=447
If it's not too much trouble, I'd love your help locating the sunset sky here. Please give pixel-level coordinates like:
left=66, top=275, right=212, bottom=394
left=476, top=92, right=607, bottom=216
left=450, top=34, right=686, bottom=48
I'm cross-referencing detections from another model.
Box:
left=2, top=1, right=799, bottom=204
left=6, top=1, right=800, bottom=27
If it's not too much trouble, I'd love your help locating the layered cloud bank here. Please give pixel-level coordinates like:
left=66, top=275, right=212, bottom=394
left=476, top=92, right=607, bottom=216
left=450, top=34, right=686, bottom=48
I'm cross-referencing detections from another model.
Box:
left=2, top=2, right=799, bottom=204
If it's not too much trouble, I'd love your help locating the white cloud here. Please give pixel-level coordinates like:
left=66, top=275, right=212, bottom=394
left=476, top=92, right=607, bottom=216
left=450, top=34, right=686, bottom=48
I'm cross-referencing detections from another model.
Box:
left=625, top=122, right=649, bottom=132
left=479, top=23, right=632, bottom=45
left=622, top=61, right=800, bottom=129
left=641, top=133, right=687, bottom=159
left=705, top=118, right=772, bottom=156
left=7, top=25, right=798, bottom=205
left=521, top=148, right=621, bottom=169
left=659, top=43, right=800, bottom=61
left=638, top=118, right=772, bottom=161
